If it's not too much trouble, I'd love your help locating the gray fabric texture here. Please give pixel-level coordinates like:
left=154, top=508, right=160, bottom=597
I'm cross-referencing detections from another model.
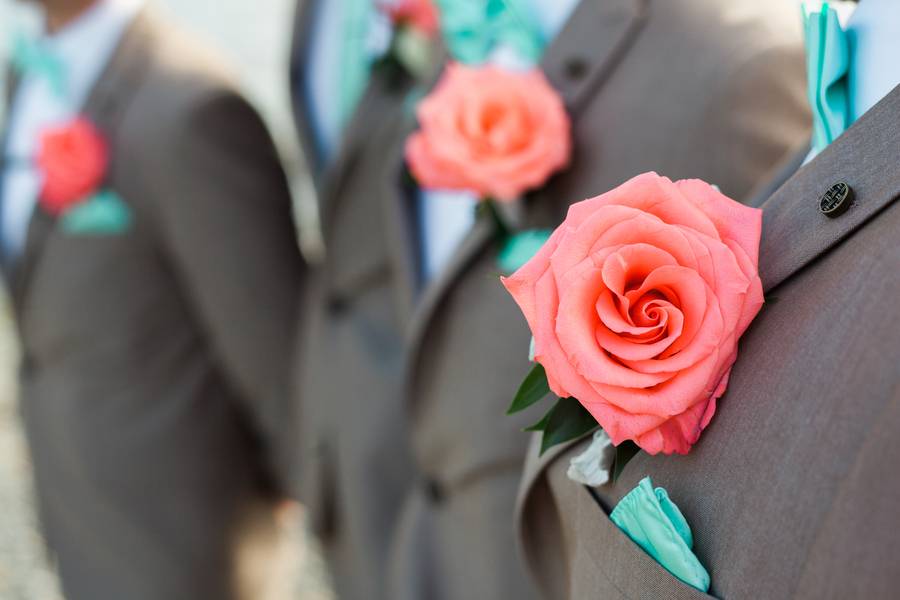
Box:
left=517, top=84, right=900, bottom=600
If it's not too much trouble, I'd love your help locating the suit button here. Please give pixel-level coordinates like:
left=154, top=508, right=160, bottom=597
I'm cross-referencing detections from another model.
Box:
left=563, top=57, right=589, bottom=81
left=819, top=181, right=854, bottom=218
left=326, top=293, right=348, bottom=316
left=423, top=477, right=445, bottom=504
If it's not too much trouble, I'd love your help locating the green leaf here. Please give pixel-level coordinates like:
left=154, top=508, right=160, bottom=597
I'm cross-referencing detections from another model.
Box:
left=611, top=441, right=641, bottom=483
left=476, top=197, right=510, bottom=239
left=507, top=364, right=550, bottom=415
left=539, top=397, right=599, bottom=455
left=524, top=408, right=552, bottom=432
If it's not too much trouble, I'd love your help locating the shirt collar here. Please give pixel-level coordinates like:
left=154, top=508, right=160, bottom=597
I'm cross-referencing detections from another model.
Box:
left=846, top=0, right=900, bottom=121
left=40, top=0, right=143, bottom=107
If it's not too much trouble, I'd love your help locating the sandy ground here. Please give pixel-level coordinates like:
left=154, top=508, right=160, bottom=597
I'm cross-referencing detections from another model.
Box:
left=0, top=1, right=333, bottom=598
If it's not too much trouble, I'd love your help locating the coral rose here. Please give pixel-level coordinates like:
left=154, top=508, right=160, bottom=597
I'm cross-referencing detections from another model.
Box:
left=502, top=173, right=764, bottom=455
left=37, top=117, right=108, bottom=215
left=382, top=0, right=440, bottom=36
left=405, top=62, right=570, bottom=201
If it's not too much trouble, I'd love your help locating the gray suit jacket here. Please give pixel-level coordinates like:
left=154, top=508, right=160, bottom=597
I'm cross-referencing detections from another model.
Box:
left=516, top=85, right=900, bottom=599
left=386, top=0, right=811, bottom=598
left=2, top=10, right=304, bottom=600
left=289, top=2, right=444, bottom=599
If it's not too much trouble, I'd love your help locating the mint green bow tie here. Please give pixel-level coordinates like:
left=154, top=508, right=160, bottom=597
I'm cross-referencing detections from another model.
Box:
left=10, top=30, right=67, bottom=99
left=803, top=2, right=851, bottom=155
left=434, top=0, right=544, bottom=65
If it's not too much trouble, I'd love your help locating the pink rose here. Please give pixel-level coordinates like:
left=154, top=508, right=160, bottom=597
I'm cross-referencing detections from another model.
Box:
left=37, top=117, right=108, bottom=215
left=381, top=0, right=440, bottom=36
left=502, top=173, right=764, bottom=455
left=405, top=63, right=571, bottom=202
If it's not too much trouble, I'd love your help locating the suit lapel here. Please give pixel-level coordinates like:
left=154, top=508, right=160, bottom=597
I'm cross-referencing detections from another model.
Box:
left=12, top=9, right=154, bottom=310
left=402, top=0, right=647, bottom=396
left=759, top=84, right=900, bottom=293
left=1, top=65, right=23, bottom=283
left=290, top=0, right=377, bottom=222
left=362, top=44, right=449, bottom=321
left=289, top=0, right=321, bottom=177
left=543, top=0, right=649, bottom=114
left=381, top=139, right=427, bottom=321
left=4, top=63, right=20, bottom=109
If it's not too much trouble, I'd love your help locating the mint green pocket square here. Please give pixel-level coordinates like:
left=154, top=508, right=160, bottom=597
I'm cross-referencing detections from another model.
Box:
left=803, top=2, right=851, bottom=155
left=610, top=477, right=711, bottom=593
left=61, top=190, right=132, bottom=235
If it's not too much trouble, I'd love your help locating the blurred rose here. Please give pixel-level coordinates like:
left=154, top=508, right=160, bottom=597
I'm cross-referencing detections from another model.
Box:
left=37, top=117, right=108, bottom=214
left=381, top=0, right=440, bottom=37
left=405, top=62, right=571, bottom=202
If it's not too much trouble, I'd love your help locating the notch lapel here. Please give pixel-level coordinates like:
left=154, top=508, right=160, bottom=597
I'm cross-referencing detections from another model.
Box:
left=318, top=39, right=448, bottom=240
left=402, top=0, right=648, bottom=402
left=12, top=9, right=154, bottom=310
left=290, top=0, right=381, bottom=228
left=3, top=63, right=20, bottom=109
left=289, top=0, right=321, bottom=178
left=542, top=0, right=648, bottom=114
left=1, top=65, right=23, bottom=283
left=759, top=84, right=900, bottom=294
left=380, top=135, right=428, bottom=321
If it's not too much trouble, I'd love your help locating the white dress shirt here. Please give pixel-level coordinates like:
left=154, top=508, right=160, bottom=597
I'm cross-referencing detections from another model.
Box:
left=417, top=0, right=581, bottom=282
left=303, top=0, right=390, bottom=164
left=846, top=0, right=900, bottom=122
left=1, top=0, right=142, bottom=259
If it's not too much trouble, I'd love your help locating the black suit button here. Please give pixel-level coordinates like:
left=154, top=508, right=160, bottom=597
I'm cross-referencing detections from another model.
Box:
left=563, top=57, right=589, bottom=81
left=326, top=293, right=348, bottom=316
left=423, top=477, right=445, bottom=504
left=820, top=182, right=854, bottom=218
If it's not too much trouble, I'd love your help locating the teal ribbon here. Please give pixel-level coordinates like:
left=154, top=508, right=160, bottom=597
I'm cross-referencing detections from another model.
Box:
left=10, top=30, right=67, bottom=99
left=434, top=0, right=544, bottom=65
left=802, top=2, right=851, bottom=155
left=610, top=477, right=711, bottom=592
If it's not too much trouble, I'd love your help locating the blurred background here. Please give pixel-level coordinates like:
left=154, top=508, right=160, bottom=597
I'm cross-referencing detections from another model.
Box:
left=0, top=1, right=329, bottom=598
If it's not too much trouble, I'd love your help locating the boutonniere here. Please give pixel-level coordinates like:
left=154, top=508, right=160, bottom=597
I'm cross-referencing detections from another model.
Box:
left=37, top=117, right=131, bottom=233
left=503, top=173, right=764, bottom=481
left=405, top=62, right=570, bottom=253
left=376, top=0, right=441, bottom=80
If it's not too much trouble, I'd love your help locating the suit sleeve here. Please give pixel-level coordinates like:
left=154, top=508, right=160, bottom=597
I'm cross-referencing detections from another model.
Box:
left=151, top=89, right=305, bottom=494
